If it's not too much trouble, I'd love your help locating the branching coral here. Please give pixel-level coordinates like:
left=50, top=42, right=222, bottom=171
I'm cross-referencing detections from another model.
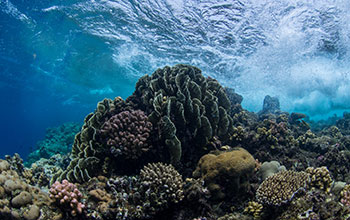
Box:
left=50, top=179, right=85, bottom=216
left=140, top=162, right=184, bottom=214
left=100, top=110, right=153, bottom=159
left=305, top=166, right=333, bottom=193
left=256, top=170, right=310, bottom=206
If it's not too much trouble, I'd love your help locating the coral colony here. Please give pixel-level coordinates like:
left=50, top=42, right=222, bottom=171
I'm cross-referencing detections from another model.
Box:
left=2, top=64, right=350, bottom=219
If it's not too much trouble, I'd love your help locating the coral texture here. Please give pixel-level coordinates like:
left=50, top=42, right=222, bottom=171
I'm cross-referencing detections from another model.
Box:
left=127, top=64, right=234, bottom=166
left=340, top=184, right=350, bottom=206
left=0, top=159, right=61, bottom=220
left=305, top=166, right=333, bottom=193
left=256, top=170, right=310, bottom=206
left=193, top=147, right=255, bottom=200
left=140, top=162, right=184, bottom=214
left=244, top=201, right=263, bottom=219
left=49, top=179, right=85, bottom=216
left=100, top=109, right=153, bottom=159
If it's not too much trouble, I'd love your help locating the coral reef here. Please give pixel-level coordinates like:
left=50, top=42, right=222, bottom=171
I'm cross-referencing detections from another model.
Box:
left=100, top=109, right=153, bottom=159
left=244, top=201, right=263, bottom=219
left=140, top=162, right=184, bottom=214
left=127, top=64, right=235, bottom=167
left=49, top=180, right=85, bottom=216
left=0, top=159, right=62, bottom=220
left=193, top=147, right=255, bottom=200
left=256, top=170, right=310, bottom=206
left=26, top=122, right=81, bottom=166
left=305, top=166, right=333, bottom=193
left=9, top=64, right=350, bottom=219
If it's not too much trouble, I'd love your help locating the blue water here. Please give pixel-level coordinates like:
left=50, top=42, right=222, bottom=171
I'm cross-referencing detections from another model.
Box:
left=1, top=0, right=350, bottom=158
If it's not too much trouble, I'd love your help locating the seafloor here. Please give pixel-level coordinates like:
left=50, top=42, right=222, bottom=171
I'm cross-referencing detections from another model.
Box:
left=1, top=64, right=350, bottom=220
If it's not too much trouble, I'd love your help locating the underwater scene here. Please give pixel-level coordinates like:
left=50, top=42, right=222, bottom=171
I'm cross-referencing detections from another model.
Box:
left=1, top=0, right=350, bottom=219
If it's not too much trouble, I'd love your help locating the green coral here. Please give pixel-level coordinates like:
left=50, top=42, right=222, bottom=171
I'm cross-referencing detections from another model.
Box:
left=52, top=97, right=132, bottom=183
left=127, top=64, right=234, bottom=166
left=193, top=147, right=255, bottom=200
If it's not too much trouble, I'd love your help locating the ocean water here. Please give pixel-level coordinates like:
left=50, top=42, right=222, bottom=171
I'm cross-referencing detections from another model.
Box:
left=1, top=0, right=350, bottom=158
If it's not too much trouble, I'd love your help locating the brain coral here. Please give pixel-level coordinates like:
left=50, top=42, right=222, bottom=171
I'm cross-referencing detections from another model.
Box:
left=127, top=64, right=234, bottom=167
left=100, top=110, right=153, bottom=160
left=192, top=147, right=255, bottom=200
left=256, top=170, right=310, bottom=206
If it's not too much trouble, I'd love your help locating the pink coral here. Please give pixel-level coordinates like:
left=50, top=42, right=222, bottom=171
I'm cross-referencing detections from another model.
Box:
left=49, top=179, right=85, bottom=216
left=340, top=185, right=350, bottom=206
left=101, top=110, right=153, bottom=159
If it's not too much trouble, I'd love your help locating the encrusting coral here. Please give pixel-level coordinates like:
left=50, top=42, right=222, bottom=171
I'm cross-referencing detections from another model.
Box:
left=49, top=179, right=85, bottom=216
left=193, top=147, right=255, bottom=200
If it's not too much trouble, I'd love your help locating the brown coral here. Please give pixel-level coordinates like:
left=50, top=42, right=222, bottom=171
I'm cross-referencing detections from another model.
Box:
left=193, top=147, right=255, bottom=200
left=256, top=170, right=310, bottom=206
left=305, top=166, right=333, bottom=193
left=140, top=162, right=184, bottom=214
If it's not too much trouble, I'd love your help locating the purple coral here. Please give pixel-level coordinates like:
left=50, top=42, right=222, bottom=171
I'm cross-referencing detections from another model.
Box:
left=101, top=110, right=153, bottom=159
left=49, top=179, right=85, bottom=216
left=340, top=185, right=350, bottom=206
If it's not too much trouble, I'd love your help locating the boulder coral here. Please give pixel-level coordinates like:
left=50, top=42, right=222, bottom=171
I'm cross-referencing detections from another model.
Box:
left=0, top=159, right=61, bottom=220
left=193, top=147, right=255, bottom=200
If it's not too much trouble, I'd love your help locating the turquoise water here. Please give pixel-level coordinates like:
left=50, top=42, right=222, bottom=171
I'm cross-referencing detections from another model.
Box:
left=1, top=0, right=350, bottom=157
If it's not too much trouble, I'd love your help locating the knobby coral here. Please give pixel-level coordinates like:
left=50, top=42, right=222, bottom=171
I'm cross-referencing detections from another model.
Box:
left=49, top=179, right=85, bottom=216
left=100, top=110, right=153, bottom=159
left=256, top=170, right=310, bottom=206
left=140, top=162, right=184, bottom=214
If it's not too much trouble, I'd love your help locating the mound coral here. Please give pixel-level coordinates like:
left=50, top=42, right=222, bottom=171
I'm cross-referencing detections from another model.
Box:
left=193, top=147, right=255, bottom=200
left=256, top=170, right=310, bottom=206
left=49, top=179, right=85, bottom=216
left=0, top=159, right=61, bottom=220
left=100, top=109, right=153, bottom=159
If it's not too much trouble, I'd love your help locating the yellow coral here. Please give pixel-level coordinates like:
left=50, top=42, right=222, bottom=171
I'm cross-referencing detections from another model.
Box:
left=256, top=170, right=309, bottom=206
left=305, top=166, right=333, bottom=193
left=244, top=201, right=263, bottom=219
left=193, top=147, right=255, bottom=200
